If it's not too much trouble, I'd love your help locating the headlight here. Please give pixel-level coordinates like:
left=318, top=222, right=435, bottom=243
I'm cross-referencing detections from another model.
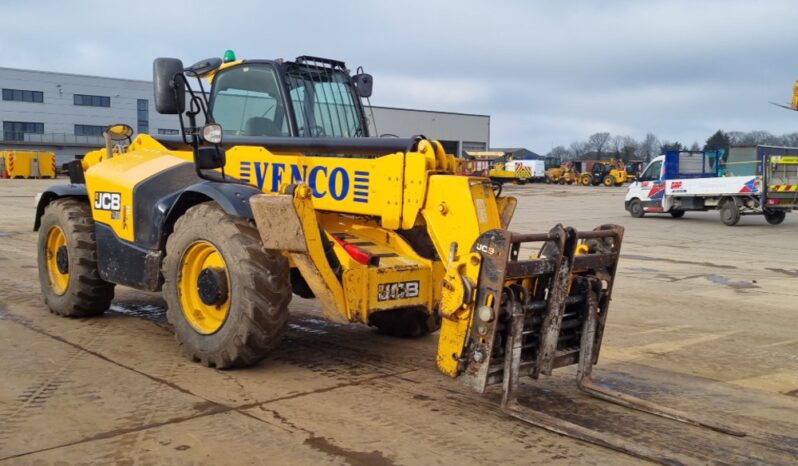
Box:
left=201, top=124, right=223, bottom=144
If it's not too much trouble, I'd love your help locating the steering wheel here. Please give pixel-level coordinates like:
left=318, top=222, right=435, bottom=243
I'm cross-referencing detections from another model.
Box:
left=299, top=125, right=326, bottom=137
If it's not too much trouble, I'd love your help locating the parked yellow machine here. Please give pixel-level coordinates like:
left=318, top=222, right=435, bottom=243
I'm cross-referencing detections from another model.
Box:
left=1, top=150, right=57, bottom=178
left=545, top=161, right=579, bottom=184
left=33, top=52, right=742, bottom=463
left=579, top=159, right=633, bottom=186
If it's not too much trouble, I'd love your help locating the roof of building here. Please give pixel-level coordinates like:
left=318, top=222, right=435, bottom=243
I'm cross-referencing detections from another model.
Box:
left=488, top=147, right=547, bottom=160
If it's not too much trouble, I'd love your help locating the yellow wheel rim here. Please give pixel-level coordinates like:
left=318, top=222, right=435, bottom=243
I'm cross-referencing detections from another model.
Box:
left=46, top=225, right=70, bottom=295
left=604, top=177, right=613, bottom=186
left=178, top=241, right=231, bottom=334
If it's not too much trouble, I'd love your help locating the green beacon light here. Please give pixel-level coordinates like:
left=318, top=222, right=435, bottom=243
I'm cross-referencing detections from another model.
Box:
left=223, top=49, right=236, bottom=63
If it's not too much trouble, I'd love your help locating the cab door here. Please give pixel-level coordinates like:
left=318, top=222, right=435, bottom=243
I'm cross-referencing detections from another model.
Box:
left=632, top=158, right=666, bottom=211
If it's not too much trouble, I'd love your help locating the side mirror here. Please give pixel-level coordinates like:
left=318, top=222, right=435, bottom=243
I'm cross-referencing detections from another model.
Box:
left=195, top=147, right=226, bottom=170
left=153, top=58, right=186, bottom=114
left=352, top=73, right=373, bottom=98
left=105, top=124, right=134, bottom=141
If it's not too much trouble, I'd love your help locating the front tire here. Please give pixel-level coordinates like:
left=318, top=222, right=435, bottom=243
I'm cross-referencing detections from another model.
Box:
left=580, top=174, right=592, bottom=186
left=602, top=175, right=614, bottom=187
left=670, top=209, right=686, bottom=218
left=37, top=198, right=115, bottom=317
left=764, top=209, right=786, bottom=225
left=163, top=203, right=291, bottom=368
left=629, top=199, right=645, bottom=218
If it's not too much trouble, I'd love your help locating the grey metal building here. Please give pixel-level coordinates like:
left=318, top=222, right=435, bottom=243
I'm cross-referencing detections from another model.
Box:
left=365, top=106, right=490, bottom=155
left=0, top=66, right=490, bottom=164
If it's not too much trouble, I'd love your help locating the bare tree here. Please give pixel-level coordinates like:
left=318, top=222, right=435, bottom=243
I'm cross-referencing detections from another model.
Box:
left=638, top=133, right=659, bottom=162
left=587, top=132, right=611, bottom=156
left=618, top=136, right=639, bottom=161
left=569, top=141, right=589, bottom=159
left=548, top=145, right=570, bottom=163
left=690, top=141, right=701, bottom=151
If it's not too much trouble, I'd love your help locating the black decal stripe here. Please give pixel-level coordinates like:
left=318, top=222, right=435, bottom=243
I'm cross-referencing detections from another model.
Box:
left=132, top=163, right=199, bottom=247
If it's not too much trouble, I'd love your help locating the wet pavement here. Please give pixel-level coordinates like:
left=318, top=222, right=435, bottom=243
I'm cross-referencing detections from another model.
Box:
left=1, top=179, right=797, bottom=465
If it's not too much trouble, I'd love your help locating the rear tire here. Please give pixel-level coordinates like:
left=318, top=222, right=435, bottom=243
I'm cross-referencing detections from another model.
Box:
left=670, top=209, right=686, bottom=218
left=163, top=202, right=291, bottom=368
left=764, top=209, right=786, bottom=225
left=369, top=307, right=441, bottom=338
left=602, top=175, right=614, bottom=187
left=558, top=178, right=566, bottom=185
left=580, top=174, right=592, bottom=186
left=720, top=198, right=741, bottom=226
left=629, top=199, right=645, bottom=218
left=37, top=198, right=115, bottom=317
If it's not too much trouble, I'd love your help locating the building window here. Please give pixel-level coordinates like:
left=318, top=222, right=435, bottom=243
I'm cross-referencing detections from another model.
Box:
left=74, top=124, right=106, bottom=137
left=74, top=94, right=111, bottom=107
left=137, top=99, right=149, bottom=134
left=157, top=128, right=180, bottom=135
left=3, top=121, right=44, bottom=141
left=2, top=88, right=43, bottom=103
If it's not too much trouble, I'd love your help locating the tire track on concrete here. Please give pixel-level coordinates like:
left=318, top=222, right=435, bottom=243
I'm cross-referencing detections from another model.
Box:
left=0, top=308, right=421, bottom=463
left=0, top=346, right=86, bottom=448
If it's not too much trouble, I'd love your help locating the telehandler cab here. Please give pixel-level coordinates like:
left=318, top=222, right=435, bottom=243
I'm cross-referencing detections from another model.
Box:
left=35, top=52, right=742, bottom=463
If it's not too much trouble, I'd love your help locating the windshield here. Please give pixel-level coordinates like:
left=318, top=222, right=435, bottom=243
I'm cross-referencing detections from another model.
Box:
left=210, top=64, right=289, bottom=137
left=285, top=66, right=365, bottom=137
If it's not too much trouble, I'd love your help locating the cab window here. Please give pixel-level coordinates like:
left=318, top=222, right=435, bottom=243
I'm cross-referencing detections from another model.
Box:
left=210, top=64, right=288, bottom=137
left=640, top=160, right=662, bottom=181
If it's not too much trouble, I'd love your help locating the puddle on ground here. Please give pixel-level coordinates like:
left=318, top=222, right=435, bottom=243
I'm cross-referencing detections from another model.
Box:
left=766, top=268, right=798, bottom=277
left=626, top=266, right=660, bottom=273
left=622, top=254, right=737, bottom=270
left=109, top=303, right=167, bottom=322
left=705, top=274, right=759, bottom=290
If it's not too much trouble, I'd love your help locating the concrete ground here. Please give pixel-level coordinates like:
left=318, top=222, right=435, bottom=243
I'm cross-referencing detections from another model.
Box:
left=0, top=178, right=797, bottom=465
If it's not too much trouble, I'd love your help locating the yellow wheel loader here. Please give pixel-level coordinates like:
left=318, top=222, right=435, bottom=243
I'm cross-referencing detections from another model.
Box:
left=545, top=161, right=579, bottom=184
left=34, top=52, right=743, bottom=463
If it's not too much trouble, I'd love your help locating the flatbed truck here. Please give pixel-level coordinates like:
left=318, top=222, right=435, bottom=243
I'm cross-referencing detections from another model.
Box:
left=625, top=147, right=798, bottom=225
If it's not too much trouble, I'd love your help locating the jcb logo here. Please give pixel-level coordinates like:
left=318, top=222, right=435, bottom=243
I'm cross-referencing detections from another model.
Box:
left=94, top=192, right=121, bottom=211
left=475, top=243, right=497, bottom=255
left=377, top=281, right=420, bottom=301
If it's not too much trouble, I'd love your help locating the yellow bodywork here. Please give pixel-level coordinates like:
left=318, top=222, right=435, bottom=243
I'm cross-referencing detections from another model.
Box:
left=83, top=133, right=509, bottom=376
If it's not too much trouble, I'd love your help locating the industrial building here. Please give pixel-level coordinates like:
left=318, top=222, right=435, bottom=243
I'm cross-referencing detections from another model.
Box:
left=0, top=66, right=490, bottom=165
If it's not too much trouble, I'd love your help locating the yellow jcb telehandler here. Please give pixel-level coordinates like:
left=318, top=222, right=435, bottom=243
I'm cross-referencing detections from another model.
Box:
left=34, top=52, right=742, bottom=464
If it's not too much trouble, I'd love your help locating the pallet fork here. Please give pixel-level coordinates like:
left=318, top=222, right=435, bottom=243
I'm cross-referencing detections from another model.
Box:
left=460, top=225, right=744, bottom=465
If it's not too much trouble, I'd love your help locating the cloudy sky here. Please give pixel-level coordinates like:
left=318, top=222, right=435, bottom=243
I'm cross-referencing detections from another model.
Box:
left=3, top=0, right=798, bottom=152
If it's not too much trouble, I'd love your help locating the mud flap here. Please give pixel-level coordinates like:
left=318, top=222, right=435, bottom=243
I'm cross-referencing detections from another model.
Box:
left=250, top=189, right=348, bottom=323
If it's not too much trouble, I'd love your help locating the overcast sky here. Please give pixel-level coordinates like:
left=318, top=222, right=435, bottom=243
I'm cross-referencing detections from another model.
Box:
left=3, top=0, right=798, bottom=152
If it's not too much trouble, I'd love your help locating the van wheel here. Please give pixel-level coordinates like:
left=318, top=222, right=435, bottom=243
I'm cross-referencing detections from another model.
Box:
left=720, top=198, right=741, bottom=226
left=629, top=199, right=645, bottom=218
left=763, top=209, right=786, bottom=225
left=670, top=209, right=685, bottom=218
